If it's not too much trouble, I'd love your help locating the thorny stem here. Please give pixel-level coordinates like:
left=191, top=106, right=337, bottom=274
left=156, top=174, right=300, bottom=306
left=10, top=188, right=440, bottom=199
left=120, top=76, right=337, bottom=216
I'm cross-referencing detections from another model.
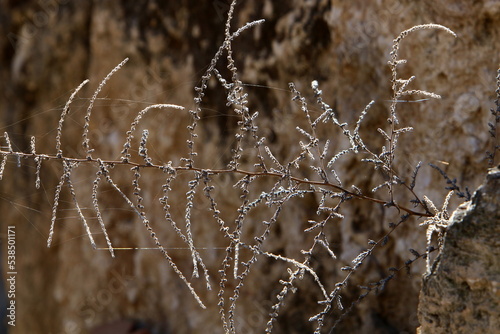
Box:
left=0, top=149, right=432, bottom=218
left=387, top=24, right=456, bottom=205
left=328, top=245, right=437, bottom=332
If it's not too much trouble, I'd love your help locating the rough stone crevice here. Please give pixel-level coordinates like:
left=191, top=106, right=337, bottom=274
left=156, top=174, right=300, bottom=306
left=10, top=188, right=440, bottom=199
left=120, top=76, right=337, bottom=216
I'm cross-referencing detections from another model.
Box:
left=418, top=167, right=500, bottom=333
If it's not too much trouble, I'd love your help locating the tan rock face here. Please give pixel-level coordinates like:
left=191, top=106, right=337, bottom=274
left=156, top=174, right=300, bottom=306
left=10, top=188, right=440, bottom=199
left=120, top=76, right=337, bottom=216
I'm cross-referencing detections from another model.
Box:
left=418, top=168, right=500, bottom=333
left=0, top=1, right=498, bottom=333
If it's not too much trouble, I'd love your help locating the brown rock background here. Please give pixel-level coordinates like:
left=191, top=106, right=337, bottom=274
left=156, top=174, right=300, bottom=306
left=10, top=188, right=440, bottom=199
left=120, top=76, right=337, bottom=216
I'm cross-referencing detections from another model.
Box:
left=0, top=1, right=498, bottom=333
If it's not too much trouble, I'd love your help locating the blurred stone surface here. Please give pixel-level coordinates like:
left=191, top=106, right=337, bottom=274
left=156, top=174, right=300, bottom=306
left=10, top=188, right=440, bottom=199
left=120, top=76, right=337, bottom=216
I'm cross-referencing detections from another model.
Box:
left=418, top=167, right=500, bottom=334
left=0, top=1, right=499, bottom=333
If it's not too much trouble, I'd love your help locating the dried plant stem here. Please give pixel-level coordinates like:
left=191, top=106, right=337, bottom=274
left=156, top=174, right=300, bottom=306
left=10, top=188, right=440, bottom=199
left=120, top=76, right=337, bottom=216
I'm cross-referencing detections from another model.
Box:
left=56, top=79, right=89, bottom=157
left=65, top=162, right=97, bottom=249
left=121, top=103, right=184, bottom=162
left=97, top=160, right=207, bottom=309
left=0, top=148, right=432, bottom=218
left=82, top=58, right=129, bottom=159
left=47, top=161, right=69, bottom=248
